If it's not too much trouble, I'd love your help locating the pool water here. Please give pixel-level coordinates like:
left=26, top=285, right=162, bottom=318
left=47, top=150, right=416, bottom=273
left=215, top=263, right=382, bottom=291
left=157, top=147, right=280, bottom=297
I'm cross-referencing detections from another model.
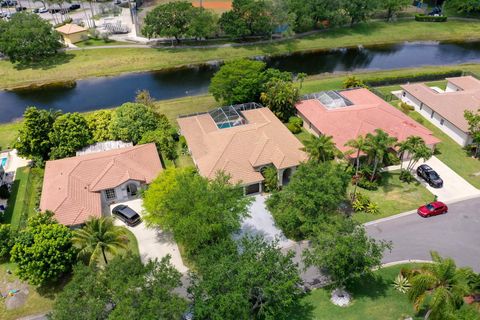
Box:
left=1, top=158, right=7, bottom=167
left=217, top=122, right=235, bottom=129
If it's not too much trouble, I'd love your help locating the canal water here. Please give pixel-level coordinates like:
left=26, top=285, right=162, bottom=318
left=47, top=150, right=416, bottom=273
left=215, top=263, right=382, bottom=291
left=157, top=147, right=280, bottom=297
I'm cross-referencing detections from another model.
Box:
left=1, top=41, right=480, bottom=123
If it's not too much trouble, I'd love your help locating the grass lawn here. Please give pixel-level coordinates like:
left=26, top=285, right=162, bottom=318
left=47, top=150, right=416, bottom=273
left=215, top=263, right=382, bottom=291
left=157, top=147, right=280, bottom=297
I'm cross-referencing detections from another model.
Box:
left=0, top=122, right=21, bottom=151
left=351, top=171, right=433, bottom=224
left=294, top=128, right=312, bottom=146
left=3, top=167, right=44, bottom=229
left=0, top=262, right=59, bottom=320
left=303, top=263, right=422, bottom=320
left=1, top=20, right=480, bottom=89
left=74, top=38, right=131, bottom=48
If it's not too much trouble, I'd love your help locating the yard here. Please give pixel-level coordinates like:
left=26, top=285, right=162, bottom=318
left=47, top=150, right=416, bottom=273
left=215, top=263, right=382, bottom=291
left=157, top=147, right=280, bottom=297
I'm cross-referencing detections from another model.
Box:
left=0, top=122, right=21, bottom=151
left=74, top=38, right=131, bottom=48
left=302, top=263, right=422, bottom=320
left=351, top=171, right=433, bottom=224
left=1, top=20, right=480, bottom=89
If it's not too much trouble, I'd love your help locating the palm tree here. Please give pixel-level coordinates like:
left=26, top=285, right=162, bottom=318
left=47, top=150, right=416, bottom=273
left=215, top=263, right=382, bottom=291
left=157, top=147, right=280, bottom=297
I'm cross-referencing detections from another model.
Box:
left=73, top=217, right=129, bottom=266
left=302, top=134, right=337, bottom=163
left=345, top=135, right=366, bottom=200
left=408, top=252, right=470, bottom=320
left=364, top=129, right=398, bottom=181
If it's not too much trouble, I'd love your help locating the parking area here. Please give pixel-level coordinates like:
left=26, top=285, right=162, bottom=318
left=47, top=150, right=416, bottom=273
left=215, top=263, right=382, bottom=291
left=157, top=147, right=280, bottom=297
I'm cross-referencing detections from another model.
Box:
left=109, top=198, right=188, bottom=273
left=414, top=156, right=480, bottom=202
left=236, top=195, right=295, bottom=249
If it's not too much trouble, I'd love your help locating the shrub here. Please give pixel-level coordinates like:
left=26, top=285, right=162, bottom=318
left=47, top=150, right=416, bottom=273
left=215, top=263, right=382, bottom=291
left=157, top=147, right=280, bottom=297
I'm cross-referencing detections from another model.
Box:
left=343, top=76, right=365, bottom=89
left=261, top=165, right=278, bottom=192
left=179, top=136, right=187, bottom=151
left=399, top=169, right=415, bottom=183
left=393, top=273, right=411, bottom=293
left=366, top=202, right=380, bottom=215
left=289, top=116, right=303, bottom=128
left=287, top=122, right=301, bottom=134
left=364, top=70, right=462, bottom=87
left=352, top=199, right=365, bottom=212
left=356, top=192, right=371, bottom=207
left=399, top=102, right=414, bottom=114
left=415, top=14, right=447, bottom=22
left=0, top=184, right=9, bottom=199
left=357, top=178, right=378, bottom=191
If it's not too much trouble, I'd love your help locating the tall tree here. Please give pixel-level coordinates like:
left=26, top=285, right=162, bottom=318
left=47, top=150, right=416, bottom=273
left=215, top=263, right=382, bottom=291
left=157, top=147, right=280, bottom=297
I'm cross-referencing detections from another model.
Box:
left=49, top=112, right=92, bottom=159
left=260, top=79, right=299, bottom=122
left=139, top=128, right=178, bottom=164
left=364, top=129, right=398, bottom=181
left=266, top=161, right=350, bottom=239
left=302, top=134, right=338, bottom=163
left=10, top=211, right=76, bottom=286
left=464, top=109, right=480, bottom=158
left=190, top=236, right=304, bottom=319
left=219, top=0, right=273, bottom=38
left=15, top=107, right=59, bottom=163
left=187, top=7, right=219, bottom=39
left=143, top=168, right=251, bottom=257
left=303, top=215, right=391, bottom=287
left=72, top=217, right=129, bottom=266
left=0, top=12, right=63, bottom=63
left=382, top=0, right=411, bottom=21
left=345, top=135, right=367, bottom=200
left=408, top=252, right=470, bottom=320
left=85, top=110, right=113, bottom=143
left=343, top=0, right=381, bottom=26
left=446, top=0, right=480, bottom=13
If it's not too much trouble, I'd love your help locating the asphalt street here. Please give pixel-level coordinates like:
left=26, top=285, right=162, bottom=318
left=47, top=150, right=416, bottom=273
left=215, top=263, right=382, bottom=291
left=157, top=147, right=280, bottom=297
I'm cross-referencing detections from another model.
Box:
left=367, top=197, right=480, bottom=272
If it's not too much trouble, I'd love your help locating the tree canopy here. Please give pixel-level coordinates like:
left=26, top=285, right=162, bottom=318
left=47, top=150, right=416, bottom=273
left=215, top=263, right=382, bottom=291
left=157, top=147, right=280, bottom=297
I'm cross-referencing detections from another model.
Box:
left=266, top=161, right=350, bottom=239
left=464, top=109, right=480, bottom=158
left=190, top=236, right=304, bottom=319
left=86, top=110, right=114, bottom=143
left=49, top=112, right=92, bottom=159
left=10, top=211, right=76, bottom=286
left=143, top=167, right=251, bottom=257
left=0, top=12, right=63, bottom=64
left=303, top=215, right=391, bottom=286
left=51, top=255, right=187, bottom=320
left=260, top=78, right=299, bottom=122
left=342, top=0, right=380, bottom=26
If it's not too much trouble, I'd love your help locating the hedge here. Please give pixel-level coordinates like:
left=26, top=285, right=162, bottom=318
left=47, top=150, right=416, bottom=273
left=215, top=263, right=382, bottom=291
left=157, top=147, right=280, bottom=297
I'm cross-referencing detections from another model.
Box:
left=363, top=70, right=464, bottom=87
left=415, top=14, right=448, bottom=22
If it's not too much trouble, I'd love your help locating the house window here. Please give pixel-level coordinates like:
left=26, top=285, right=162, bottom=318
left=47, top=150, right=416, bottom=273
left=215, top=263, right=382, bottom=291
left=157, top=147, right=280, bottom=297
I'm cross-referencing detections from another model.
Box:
left=440, top=119, right=445, bottom=126
left=420, top=103, right=423, bottom=110
left=402, top=91, right=406, bottom=97
left=105, top=188, right=116, bottom=200
left=431, top=110, right=435, bottom=119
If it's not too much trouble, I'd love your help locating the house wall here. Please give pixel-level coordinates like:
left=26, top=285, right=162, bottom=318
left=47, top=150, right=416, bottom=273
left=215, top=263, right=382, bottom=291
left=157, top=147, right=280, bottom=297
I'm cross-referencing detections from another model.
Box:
left=62, top=31, right=87, bottom=44
left=400, top=91, right=471, bottom=147
left=101, top=180, right=143, bottom=205
left=446, top=82, right=461, bottom=92
left=298, top=113, right=321, bottom=136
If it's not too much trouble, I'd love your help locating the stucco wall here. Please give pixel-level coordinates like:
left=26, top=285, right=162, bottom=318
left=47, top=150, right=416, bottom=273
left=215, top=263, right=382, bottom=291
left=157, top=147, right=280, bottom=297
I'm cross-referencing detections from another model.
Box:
left=101, top=180, right=142, bottom=205
left=62, top=31, right=87, bottom=44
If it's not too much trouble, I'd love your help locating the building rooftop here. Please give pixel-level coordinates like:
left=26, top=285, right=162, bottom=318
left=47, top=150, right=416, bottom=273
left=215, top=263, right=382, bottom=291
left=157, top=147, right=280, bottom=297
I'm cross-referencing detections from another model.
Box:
left=401, top=76, right=480, bottom=133
left=177, top=106, right=307, bottom=185
left=55, top=23, right=87, bottom=35
left=40, top=143, right=162, bottom=226
left=296, top=88, right=440, bottom=153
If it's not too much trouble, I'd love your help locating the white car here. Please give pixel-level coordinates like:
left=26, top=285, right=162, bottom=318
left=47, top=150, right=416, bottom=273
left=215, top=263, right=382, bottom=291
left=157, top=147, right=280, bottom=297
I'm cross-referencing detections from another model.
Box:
left=38, top=7, right=48, bottom=13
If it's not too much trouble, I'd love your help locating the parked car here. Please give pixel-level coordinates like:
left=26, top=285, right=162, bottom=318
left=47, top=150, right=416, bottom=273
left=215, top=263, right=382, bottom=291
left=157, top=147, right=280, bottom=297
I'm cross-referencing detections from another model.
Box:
left=416, top=164, right=443, bottom=188
left=112, top=205, right=141, bottom=226
left=69, top=4, right=80, bottom=10
left=1, top=0, right=17, bottom=7
left=38, top=7, right=48, bottom=13
left=417, top=201, right=448, bottom=218
left=15, top=6, right=26, bottom=11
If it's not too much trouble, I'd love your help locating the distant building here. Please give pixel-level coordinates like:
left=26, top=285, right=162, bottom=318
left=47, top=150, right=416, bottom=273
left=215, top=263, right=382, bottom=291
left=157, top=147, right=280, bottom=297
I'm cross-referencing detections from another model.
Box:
left=177, top=103, right=307, bottom=195
left=400, top=76, right=480, bottom=146
left=296, top=88, right=439, bottom=156
left=55, top=23, right=88, bottom=44
left=40, top=143, right=162, bottom=226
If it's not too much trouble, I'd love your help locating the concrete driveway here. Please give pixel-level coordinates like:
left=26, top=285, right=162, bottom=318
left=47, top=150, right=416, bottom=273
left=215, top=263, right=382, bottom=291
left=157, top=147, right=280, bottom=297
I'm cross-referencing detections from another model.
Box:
left=367, top=197, right=480, bottom=272
left=110, top=199, right=187, bottom=273
left=413, top=156, right=480, bottom=202
left=236, top=195, right=295, bottom=249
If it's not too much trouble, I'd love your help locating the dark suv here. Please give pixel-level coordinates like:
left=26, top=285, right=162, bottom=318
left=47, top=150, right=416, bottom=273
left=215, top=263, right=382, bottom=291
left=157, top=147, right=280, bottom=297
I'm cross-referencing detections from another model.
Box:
left=416, top=164, right=443, bottom=188
left=112, top=205, right=141, bottom=226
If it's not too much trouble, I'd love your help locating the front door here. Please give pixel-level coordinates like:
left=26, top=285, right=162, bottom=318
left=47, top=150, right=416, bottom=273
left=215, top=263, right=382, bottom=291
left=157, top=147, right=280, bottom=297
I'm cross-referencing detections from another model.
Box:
left=126, top=183, right=138, bottom=197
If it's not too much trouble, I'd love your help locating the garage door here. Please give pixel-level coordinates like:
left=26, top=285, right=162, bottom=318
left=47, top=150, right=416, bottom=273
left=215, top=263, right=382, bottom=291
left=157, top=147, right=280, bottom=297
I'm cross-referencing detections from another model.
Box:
left=245, top=183, right=260, bottom=195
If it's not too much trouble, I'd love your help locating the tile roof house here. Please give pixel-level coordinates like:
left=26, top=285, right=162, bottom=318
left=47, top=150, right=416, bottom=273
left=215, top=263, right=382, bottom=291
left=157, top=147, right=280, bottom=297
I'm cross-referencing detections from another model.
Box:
left=400, top=76, right=480, bottom=146
left=55, top=23, right=88, bottom=45
left=177, top=104, right=307, bottom=194
left=40, top=143, right=162, bottom=226
left=295, top=88, right=440, bottom=155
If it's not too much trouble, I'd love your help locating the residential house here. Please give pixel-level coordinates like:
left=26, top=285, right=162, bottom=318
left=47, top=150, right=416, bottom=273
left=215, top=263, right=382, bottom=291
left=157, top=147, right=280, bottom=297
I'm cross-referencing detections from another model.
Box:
left=55, top=23, right=88, bottom=45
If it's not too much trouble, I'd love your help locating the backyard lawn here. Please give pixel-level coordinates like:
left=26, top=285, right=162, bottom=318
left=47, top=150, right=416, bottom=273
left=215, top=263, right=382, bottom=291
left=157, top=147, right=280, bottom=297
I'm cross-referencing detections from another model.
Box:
left=351, top=171, right=433, bottom=224
left=303, top=263, right=422, bottom=320
left=1, top=20, right=480, bottom=89
left=0, top=122, right=21, bottom=151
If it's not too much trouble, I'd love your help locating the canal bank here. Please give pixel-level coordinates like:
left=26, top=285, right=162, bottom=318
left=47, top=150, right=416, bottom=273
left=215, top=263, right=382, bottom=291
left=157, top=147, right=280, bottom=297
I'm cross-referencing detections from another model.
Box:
left=0, top=19, right=480, bottom=90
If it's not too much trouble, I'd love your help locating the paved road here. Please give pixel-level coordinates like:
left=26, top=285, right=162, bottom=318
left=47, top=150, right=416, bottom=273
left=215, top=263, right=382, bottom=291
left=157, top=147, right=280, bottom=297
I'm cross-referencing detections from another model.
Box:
left=367, top=197, right=480, bottom=272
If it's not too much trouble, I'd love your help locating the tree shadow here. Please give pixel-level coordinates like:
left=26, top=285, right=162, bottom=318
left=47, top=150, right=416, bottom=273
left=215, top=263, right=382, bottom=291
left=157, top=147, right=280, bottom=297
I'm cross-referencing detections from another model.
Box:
left=346, top=273, right=390, bottom=299
left=13, top=53, right=75, bottom=71
left=3, top=179, right=20, bottom=224
left=284, top=298, right=315, bottom=320
left=36, top=273, right=71, bottom=299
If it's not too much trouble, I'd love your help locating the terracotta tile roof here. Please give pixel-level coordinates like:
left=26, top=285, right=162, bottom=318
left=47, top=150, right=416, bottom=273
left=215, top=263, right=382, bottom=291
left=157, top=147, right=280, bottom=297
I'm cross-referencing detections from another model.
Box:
left=401, top=76, right=480, bottom=132
left=296, top=88, right=440, bottom=154
left=55, top=23, right=87, bottom=35
left=177, top=107, right=307, bottom=185
left=40, top=144, right=162, bottom=226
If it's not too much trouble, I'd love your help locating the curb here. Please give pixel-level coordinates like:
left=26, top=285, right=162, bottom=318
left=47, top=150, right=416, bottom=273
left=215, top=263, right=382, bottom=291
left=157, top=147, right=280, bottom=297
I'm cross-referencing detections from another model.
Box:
left=380, top=260, right=433, bottom=268
left=363, top=194, right=480, bottom=226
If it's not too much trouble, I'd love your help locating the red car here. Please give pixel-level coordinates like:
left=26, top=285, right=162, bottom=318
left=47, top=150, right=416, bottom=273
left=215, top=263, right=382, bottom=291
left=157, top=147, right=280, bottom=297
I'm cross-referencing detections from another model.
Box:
left=417, top=201, right=448, bottom=218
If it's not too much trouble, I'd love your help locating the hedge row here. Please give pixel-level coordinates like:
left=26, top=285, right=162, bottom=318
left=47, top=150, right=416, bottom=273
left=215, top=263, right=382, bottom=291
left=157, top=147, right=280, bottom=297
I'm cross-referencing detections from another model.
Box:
left=364, top=70, right=464, bottom=87
left=415, top=14, right=448, bottom=22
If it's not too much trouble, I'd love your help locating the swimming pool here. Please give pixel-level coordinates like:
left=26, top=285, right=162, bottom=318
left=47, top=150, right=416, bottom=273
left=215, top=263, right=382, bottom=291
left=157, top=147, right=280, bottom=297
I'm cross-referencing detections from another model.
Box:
left=1, top=157, right=7, bottom=167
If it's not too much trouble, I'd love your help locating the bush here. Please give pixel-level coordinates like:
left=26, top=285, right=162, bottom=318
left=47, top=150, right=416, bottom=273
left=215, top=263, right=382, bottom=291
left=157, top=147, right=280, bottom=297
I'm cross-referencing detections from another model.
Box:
left=357, top=178, right=378, bottom=191
left=261, top=165, right=278, bottom=192
left=179, top=135, right=187, bottom=151
left=289, top=116, right=303, bottom=128
left=0, top=184, right=9, bottom=199
left=352, top=192, right=372, bottom=212
left=399, top=169, right=415, bottom=183
left=365, top=202, right=380, bottom=215
left=399, top=102, right=414, bottom=114
left=287, top=122, right=301, bottom=134
left=415, top=14, right=447, bottom=22
left=364, top=70, right=462, bottom=87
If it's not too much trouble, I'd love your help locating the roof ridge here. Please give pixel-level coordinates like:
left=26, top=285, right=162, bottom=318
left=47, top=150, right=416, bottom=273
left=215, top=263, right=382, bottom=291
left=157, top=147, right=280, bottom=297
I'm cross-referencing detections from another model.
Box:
left=206, top=131, right=237, bottom=177
left=88, top=160, right=115, bottom=191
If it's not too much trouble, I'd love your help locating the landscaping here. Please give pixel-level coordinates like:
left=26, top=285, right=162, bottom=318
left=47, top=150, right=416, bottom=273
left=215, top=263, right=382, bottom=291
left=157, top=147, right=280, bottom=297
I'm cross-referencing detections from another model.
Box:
left=351, top=171, right=433, bottom=224
left=303, top=263, right=422, bottom=320
left=1, top=20, right=480, bottom=89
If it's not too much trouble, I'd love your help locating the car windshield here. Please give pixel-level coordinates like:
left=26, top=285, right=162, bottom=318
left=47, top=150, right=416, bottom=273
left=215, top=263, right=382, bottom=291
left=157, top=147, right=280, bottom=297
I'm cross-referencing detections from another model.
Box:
left=426, top=204, right=435, bottom=211
left=427, top=171, right=439, bottom=179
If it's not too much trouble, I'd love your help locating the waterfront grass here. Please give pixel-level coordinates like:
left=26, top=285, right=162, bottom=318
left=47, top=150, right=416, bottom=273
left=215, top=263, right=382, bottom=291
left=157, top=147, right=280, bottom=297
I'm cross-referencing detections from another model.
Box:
left=0, top=122, right=21, bottom=150
left=1, top=20, right=480, bottom=89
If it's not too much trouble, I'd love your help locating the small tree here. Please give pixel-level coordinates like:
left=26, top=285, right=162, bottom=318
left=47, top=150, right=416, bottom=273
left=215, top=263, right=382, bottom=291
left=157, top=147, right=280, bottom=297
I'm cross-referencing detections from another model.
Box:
left=261, top=165, right=278, bottom=192
left=219, top=0, right=274, bottom=38
left=0, top=12, right=63, bottom=64
left=135, top=89, right=156, bottom=108
left=343, top=0, right=381, bottom=26
left=464, top=109, right=480, bottom=158
left=10, top=211, right=76, bottom=286
left=260, top=79, right=300, bottom=122
left=382, top=0, right=411, bottom=21
left=303, top=215, right=391, bottom=287
left=302, top=134, right=338, bottom=163
left=343, top=76, right=365, bottom=89
left=49, top=113, right=92, bottom=159
left=85, top=110, right=113, bottom=143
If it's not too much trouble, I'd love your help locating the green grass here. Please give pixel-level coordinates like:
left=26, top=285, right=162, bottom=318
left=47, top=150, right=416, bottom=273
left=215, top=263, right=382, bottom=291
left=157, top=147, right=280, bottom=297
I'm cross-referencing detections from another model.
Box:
left=294, top=128, right=312, bottom=146
left=3, top=167, right=44, bottom=229
left=351, top=171, right=433, bottom=224
left=0, top=262, right=59, bottom=320
left=74, top=38, right=131, bottom=48
left=2, top=20, right=480, bottom=89
left=303, top=263, right=422, bottom=320
left=0, top=122, right=21, bottom=151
